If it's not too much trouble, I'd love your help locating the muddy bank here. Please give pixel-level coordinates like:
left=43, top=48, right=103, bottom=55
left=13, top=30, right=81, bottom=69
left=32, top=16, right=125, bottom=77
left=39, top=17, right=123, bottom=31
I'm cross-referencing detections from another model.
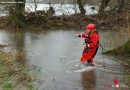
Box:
left=24, top=11, right=129, bottom=30
left=0, top=10, right=128, bottom=30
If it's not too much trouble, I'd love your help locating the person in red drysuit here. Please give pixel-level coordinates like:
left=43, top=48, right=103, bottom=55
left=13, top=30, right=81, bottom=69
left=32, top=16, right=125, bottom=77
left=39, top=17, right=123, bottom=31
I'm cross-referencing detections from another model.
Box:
left=78, top=23, right=99, bottom=66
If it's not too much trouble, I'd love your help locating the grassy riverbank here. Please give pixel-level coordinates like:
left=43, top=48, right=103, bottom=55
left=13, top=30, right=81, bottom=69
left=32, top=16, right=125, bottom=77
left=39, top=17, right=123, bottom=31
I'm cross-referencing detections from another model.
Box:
left=103, top=40, right=130, bottom=58
left=0, top=49, right=38, bottom=90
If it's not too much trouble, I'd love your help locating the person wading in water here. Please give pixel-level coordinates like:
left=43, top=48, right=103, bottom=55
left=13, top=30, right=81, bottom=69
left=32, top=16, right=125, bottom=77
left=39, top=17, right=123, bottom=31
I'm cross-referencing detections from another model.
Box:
left=77, top=23, right=99, bottom=66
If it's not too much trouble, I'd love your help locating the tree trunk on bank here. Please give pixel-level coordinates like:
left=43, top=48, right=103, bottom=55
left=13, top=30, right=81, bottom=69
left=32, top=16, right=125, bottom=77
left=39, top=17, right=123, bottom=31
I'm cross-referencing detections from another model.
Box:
left=99, top=0, right=110, bottom=14
left=8, top=0, right=25, bottom=28
left=127, top=11, right=130, bottom=32
left=117, top=0, right=125, bottom=12
left=77, top=0, right=86, bottom=15
left=15, top=0, right=25, bottom=23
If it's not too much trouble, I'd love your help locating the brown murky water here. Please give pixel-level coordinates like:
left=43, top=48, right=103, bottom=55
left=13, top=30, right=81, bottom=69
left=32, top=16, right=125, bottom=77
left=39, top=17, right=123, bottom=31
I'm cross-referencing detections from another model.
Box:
left=0, top=29, right=130, bottom=90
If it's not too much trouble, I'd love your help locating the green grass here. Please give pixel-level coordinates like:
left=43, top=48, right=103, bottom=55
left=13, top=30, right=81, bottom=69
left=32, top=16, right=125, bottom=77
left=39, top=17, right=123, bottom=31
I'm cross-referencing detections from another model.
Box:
left=2, top=81, right=14, bottom=90
left=123, top=40, right=130, bottom=53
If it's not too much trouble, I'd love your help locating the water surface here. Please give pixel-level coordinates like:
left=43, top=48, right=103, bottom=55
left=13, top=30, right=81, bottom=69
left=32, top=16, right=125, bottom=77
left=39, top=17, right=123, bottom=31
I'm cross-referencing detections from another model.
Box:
left=0, top=29, right=129, bottom=90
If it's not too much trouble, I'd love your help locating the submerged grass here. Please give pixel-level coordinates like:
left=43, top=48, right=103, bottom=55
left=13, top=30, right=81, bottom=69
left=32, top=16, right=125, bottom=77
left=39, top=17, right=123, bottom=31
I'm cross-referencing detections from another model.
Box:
left=0, top=50, right=37, bottom=90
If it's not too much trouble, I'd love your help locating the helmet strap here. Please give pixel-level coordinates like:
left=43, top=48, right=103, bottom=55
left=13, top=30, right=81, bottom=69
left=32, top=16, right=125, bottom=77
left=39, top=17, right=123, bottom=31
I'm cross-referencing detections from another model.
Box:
left=90, top=30, right=96, bottom=34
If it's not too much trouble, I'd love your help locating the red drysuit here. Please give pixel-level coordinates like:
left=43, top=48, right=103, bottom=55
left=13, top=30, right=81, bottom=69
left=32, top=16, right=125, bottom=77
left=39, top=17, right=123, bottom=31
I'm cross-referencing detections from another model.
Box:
left=79, top=31, right=99, bottom=63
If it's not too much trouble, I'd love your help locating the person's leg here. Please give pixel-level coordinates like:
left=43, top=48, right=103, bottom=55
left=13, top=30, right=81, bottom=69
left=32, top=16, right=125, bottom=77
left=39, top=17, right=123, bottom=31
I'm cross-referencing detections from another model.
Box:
left=90, top=58, right=94, bottom=63
left=90, top=48, right=98, bottom=66
left=80, top=47, right=90, bottom=63
left=92, top=48, right=98, bottom=58
left=86, top=59, right=91, bottom=65
left=81, top=47, right=98, bottom=64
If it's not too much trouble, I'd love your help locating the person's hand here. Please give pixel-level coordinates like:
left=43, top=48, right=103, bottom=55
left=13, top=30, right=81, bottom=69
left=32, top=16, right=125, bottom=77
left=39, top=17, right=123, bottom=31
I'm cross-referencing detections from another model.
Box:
left=76, top=34, right=80, bottom=37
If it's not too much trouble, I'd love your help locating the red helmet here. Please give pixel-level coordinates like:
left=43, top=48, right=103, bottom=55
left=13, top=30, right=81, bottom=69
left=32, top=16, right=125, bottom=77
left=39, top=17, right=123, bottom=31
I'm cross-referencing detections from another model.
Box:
left=86, top=23, right=96, bottom=30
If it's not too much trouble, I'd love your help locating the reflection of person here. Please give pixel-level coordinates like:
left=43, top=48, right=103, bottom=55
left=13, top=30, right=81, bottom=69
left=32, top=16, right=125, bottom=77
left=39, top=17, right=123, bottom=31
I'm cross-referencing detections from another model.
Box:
left=81, top=71, right=96, bottom=90
left=77, top=24, right=99, bottom=66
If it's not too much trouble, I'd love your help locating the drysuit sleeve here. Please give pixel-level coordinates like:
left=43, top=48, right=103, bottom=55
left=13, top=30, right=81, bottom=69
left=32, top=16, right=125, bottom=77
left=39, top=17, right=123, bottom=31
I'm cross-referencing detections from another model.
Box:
left=78, top=33, right=86, bottom=38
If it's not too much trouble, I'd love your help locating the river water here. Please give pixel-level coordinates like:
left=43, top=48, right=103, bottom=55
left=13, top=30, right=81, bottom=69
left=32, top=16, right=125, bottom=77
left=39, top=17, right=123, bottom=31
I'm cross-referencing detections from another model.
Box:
left=0, top=29, right=130, bottom=90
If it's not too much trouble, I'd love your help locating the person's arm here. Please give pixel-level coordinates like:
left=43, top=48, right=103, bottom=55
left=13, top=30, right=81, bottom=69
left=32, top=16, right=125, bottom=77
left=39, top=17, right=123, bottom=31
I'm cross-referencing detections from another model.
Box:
left=77, top=33, right=86, bottom=38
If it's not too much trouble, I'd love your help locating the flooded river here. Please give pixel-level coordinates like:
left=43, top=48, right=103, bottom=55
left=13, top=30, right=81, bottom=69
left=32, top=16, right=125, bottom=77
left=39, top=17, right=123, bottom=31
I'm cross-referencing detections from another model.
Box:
left=0, top=28, right=130, bottom=90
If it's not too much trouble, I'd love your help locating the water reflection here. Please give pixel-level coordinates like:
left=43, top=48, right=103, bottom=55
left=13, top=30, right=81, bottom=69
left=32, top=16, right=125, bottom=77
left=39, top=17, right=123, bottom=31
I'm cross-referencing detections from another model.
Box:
left=12, top=31, right=26, bottom=63
left=0, top=30, right=27, bottom=64
left=81, top=70, right=96, bottom=90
